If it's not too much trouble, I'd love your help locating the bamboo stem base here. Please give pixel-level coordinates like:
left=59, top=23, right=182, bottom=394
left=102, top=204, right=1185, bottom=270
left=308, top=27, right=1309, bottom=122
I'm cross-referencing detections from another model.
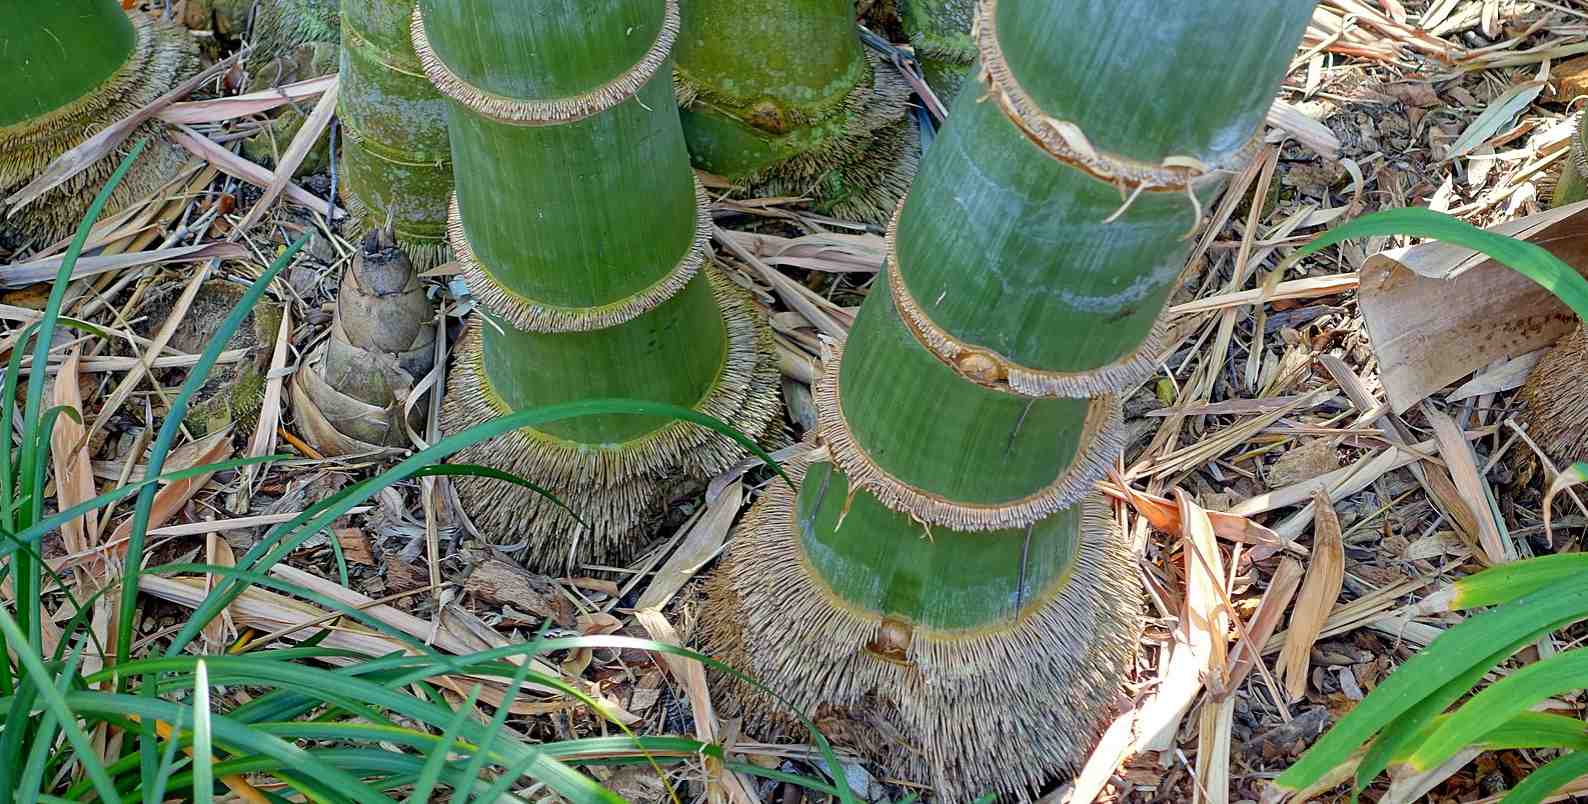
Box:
left=700, top=450, right=1141, bottom=801
left=441, top=268, right=782, bottom=570
left=679, top=48, right=919, bottom=225
left=0, top=13, right=198, bottom=248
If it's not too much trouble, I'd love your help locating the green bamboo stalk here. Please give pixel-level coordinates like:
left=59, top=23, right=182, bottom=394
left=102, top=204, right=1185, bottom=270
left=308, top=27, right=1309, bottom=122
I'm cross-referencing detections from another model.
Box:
left=705, top=0, right=1314, bottom=797
left=415, top=0, right=780, bottom=569
left=0, top=0, right=198, bottom=248
left=250, top=0, right=341, bottom=62
left=338, top=0, right=452, bottom=269
left=899, top=0, right=975, bottom=103
left=674, top=0, right=916, bottom=223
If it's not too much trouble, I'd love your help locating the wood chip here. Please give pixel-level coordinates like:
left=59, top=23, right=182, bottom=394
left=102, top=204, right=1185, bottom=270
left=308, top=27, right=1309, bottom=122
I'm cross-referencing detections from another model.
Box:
left=461, top=548, right=574, bottom=628
left=333, top=527, right=374, bottom=566
left=1266, top=438, right=1342, bottom=489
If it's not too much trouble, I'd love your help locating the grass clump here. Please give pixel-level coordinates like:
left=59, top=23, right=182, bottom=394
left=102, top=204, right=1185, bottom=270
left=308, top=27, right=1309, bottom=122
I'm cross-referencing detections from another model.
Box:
left=0, top=146, right=844, bottom=804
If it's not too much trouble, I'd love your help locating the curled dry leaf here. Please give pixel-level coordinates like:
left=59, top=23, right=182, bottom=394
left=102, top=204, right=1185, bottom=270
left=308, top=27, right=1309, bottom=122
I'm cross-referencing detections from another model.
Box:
left=1544, top=462, right=1588, bottom=545
left=50, top=347, right=101, bottom=587
left=107, top=427, right=234, bottom=555
left=1276, top=488, right=1346, bottom=701
left=1105, top=478, right=1298, bottom=558
left=1135, top=490, right=1229, bottom=752
left=1226, top=558, right=1305, bottom=694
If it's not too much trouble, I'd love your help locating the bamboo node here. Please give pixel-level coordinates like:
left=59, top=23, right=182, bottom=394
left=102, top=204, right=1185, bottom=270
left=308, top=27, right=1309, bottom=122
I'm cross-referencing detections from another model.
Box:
left=973, top=0, right=1256, bottom=196
left=814, top=340, right=1126, bottom=531
left=955, top=351, right=1004, bottom=384
left=865, top=618, right=916, bottom=666
left=448, top=176, right=710, bottom=333
left=410, top=0, right=680, bottom=127
left=884, top=200, right=1172, bottom=398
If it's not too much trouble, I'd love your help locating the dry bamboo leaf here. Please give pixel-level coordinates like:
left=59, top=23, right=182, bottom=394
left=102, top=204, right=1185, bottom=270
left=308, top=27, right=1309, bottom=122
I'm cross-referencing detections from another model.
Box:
left=1446, top=349, right=1544, bottom=401
left=1359, top=199, right=1588, bottom=413
left=158, top=74, right=334, bottom=125
left=31, top=350, right=247, bottom=378
left=1266, top=99, right=1341, bottom=160
left=634, top=608, right=759, bottom=804
left=1063, top=707, right=1136, bottom=804
left=1144, top=394, right=1337, bottom=417
left=0, top=242, right=248, bottom=288
left=1196, top=696, right=1235, bottom=804
left=143, top=568, right=577, bottom=709
left=234, top=302, right=291, bottom=511
left=720, top=229, right=884, bottom=274
left=107, top=428, right=233, bottom=552
left=1276, top=489, right=1345, bottom=701
left=202, top=527, right=237, bottom=648
left=635, top=480, right=741, bottom=611
left=714, top=224, right=848, bottom=339
left=1226, top=558, right=1304, bottom=692
left=49, top=347, right=100, bottom=589
left=169, top=124, right=343, bottom=217
left=1423, top=403, right=1510, bottom=564
left=1135, top=491, right=1228, bottom=752
left=231, top=78, right=339, bottom=237
left=1235, top=440, right=1429, bottom=538
left=1384, top=747, right=1484, bottom=804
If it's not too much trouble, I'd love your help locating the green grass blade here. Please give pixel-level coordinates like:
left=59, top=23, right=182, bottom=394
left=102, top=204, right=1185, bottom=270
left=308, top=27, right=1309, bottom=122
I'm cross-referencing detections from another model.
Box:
left=0, top=605, right=120, bottom=803
left=1479, top=711, right=1588, bottom=752
left=0, top=661, right=38, bottom=799
left=13, top=140, right=146, bottom=654
left=723, top=762, right=842, bottom=796
left=1448, top=553, right=1588, bottom=610
left=1276, top=579, right=1588, bottom=794
left=147, top=707, right=189, bottom=804
left=408, top=683, right=480, bottom=803
left=1407, top=648, right=1588, bottom=774
left=116, top=233, right=309, bottom=671
left=17, top=634, right=87, bottom=804
left=1503, top=751, right=1588, bottom=804
left=429, top=634, right=859, bottom=804
left=1357, top=640, right=1524, bottom=788
left=0, top=319, right=43, bottom=532
left=1290, top=207, right=1588, bottom=321
left=457, top=652, right=537, bottom=804
left=193, top=660, right=214, bottom=804
left=168, top=398, right=789, bottom=658
left=416, top=463, right=585, bottom=527
left=136, top=656, right=616, bottom=802
left=64, top=692, right=390, bottom=804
